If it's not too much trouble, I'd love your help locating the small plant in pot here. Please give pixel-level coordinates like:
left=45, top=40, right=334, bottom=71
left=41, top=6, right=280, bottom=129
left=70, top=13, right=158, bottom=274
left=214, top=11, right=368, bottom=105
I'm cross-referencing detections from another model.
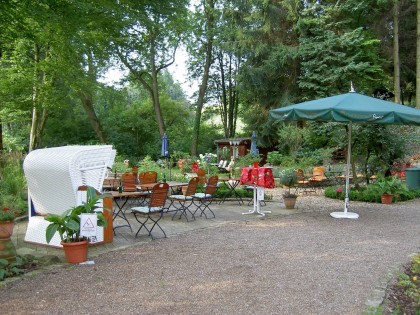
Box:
left=279, top=169, right=298, bottom=209
left=44, top=186, right=108, bottom=263
left=376, top=175, right=407, bottom=204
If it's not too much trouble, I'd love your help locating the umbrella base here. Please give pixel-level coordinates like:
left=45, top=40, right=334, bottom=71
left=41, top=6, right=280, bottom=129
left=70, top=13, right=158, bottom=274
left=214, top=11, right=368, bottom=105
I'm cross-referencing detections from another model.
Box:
left=330, top=211, right=359, bottom=219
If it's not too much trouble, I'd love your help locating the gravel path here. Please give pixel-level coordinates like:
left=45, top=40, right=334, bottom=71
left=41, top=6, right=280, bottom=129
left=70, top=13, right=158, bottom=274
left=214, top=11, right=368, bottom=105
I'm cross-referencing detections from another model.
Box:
left=1, top=197, right=420, bottom=315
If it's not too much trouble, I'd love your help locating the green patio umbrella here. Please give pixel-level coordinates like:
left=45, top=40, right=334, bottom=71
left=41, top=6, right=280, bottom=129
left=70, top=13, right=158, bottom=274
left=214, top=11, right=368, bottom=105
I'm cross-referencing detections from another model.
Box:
left=270, top=89, right=420, bottom=219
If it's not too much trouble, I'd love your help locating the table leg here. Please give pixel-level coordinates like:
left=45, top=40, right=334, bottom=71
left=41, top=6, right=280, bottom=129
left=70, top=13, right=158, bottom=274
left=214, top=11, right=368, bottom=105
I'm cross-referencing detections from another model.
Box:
left=113, top=197, right=133, bottom=232
left=242, top=186, right=271, bottom=217
left=219, top=180, right=244, bottom=205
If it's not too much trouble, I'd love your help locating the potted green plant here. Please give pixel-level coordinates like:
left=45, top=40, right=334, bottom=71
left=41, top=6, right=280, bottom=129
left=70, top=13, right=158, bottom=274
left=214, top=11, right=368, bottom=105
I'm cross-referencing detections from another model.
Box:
left=44, top=186, right=108, bottom=263
left=376, top=175, right=407, bottom=204
left=279, top=169, right=298, bottom=209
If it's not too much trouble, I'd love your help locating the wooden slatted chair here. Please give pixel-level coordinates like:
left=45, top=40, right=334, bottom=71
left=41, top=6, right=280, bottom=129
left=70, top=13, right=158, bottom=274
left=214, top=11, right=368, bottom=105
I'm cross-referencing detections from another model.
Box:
left=294, top=169, right=312, bottom=194
left=309, top=167, right=327, bottom=192
left=192, top=175, right=218, bottom=219
left=196, top=169, right=207, bottom=184
left=168, top=177, right=199, bottom=221
left=131, top=183, right=169, bottom=239
left=122, top=172, right=137, bottom=192
left=139, top=171, right=158, bottom=185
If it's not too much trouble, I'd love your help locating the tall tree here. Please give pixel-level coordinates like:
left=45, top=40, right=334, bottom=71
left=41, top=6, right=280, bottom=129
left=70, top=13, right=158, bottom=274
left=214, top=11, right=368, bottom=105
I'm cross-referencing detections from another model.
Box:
left=115, top=0, right=189, bottom=137
left=297, top=1, right=386, bottom=98
left=1, top=0, right=107, bottom=151
left=417, top=0, right=420, bottom=108
left=393, top=0, right=401, bottom=103
left=189, top=0, right=216, bottom=156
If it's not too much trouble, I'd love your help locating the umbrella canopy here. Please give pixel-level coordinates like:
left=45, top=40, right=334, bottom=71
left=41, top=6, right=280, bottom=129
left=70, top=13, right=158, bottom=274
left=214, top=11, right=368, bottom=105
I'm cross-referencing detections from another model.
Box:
left=269, top=91, right=420, bottom=219
left=250, top=131, right=259, bottom=156
left=161, top=133, right=169, bottom=158
left=270, top=92, right=420, bottom=125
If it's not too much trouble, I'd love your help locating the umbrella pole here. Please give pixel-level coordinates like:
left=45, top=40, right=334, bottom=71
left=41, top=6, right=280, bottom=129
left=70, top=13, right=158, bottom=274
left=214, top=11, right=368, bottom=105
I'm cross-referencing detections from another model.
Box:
left=344, top=123, right=351, bottom=213
left=169, top=157, right=171, bottom=181
left=330, top=122, right=359, bottom=219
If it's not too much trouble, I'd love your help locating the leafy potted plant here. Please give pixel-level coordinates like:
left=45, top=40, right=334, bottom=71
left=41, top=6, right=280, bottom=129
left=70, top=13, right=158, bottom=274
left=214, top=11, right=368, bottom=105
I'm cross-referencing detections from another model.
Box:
left=376, top=175, right=407, bottom=204
left=44, top=186, right=108, bottom=263
left=0, top=207, right=19, bottom=240
left=279, top=169, right=298, bottom=209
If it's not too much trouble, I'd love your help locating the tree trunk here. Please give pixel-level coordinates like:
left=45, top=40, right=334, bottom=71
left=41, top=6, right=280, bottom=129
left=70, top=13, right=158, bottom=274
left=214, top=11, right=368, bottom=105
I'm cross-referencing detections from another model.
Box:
left=417, top=0, right=420, bottom=108
left=191, top=0, right=215, bottom=157
left=29, top=43, right=41, bottom=152
left=79, top=91, right=107, bottom=143
left=219, top=52, right=228, bottom=137
left=393, top=0, right=401, bottom=104
left=0, top=48, right=2, bottom=152
left=29, top=43, right=50, bottom=151
left=0, top=123, right=3, bottom=152
left=150, top=38, right=165, bottom=137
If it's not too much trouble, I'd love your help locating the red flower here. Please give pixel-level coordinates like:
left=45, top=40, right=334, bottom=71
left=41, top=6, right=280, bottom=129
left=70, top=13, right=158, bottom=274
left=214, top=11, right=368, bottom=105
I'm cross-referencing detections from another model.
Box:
left=3, top=208, right=9, bottom=212
left=336, top=187, right=342, bottom=193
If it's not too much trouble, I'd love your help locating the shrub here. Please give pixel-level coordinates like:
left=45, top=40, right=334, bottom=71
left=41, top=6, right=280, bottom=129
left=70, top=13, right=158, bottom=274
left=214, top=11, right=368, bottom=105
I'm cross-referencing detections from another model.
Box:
left=324, top=184, right=420, bottom=203
left=266, top=151, right=283, bottom=166
left=0, top=255, right=38, bottom=281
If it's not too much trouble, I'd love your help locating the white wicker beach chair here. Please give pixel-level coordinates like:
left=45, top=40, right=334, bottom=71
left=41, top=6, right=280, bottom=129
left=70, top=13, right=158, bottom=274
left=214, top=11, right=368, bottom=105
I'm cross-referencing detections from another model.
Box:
left=23, top=145, right=115, bottom=247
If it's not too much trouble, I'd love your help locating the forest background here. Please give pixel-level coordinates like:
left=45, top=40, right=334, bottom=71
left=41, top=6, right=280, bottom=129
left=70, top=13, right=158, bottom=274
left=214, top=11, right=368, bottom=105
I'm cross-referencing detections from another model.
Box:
left=1, top=0, right=420, bottom=168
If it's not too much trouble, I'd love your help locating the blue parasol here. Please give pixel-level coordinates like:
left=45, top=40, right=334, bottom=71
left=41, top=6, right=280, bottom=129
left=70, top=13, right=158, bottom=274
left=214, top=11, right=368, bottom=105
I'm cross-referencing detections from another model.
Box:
left=250, top=131, right=259, bottom=156
left=161, top=133, right=169, bottom=158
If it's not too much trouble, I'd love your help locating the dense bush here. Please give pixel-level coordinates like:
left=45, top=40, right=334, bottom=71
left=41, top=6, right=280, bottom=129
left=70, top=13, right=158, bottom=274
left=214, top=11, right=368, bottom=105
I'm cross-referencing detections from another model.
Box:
left=214, top=186, right=252, bottom=199
left=266, top=151, right=283, bottom=166
left=0, top=255, right=38, bottom=281
left=0, top=152, right=27, bottom=216
left=324, top=185, right=420, bottom=203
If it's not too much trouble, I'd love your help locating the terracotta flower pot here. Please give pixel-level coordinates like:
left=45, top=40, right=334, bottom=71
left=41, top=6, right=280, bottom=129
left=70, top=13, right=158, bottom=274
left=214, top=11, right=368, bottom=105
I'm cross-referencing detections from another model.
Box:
left=283, top=196, right=297, bottom=209
left=61, top=240, right=89, bottom=264
left=381, top=193, right=393, bottom=204
left=0, top=221, right=15, bottom=240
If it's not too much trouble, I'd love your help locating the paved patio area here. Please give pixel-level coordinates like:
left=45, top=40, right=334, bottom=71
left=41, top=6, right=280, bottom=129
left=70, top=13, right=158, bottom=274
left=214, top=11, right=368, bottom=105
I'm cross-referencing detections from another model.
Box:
left=4, top=193, right=420, bottom=314
left=12, top=194, right=300, bottom=261
left=4, top=196, right=420, bottom=315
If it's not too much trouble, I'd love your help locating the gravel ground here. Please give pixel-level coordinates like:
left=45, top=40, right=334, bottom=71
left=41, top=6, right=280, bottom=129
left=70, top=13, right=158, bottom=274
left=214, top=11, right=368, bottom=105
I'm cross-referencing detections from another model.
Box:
left=1, top=194, right=420, bottom=315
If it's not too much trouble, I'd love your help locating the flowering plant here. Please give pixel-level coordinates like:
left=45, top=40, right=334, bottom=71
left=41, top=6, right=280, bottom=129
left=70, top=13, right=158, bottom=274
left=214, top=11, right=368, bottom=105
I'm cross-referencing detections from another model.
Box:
left=336, top=187, right=342, bottom=198
left=0, top=207, right=19, bottom=222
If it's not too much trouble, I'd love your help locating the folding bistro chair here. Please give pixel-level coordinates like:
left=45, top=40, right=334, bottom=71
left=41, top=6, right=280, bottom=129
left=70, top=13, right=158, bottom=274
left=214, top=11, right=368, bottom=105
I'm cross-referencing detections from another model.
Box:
left=192, top=175, right=218, bottom=219
left=196, top=169, right=207, bottom=185
left=131, top=183, right=169, bottom=239
left=139, top=171, right=158, bottom=185
left=309, top=167, right=327, bottom=193
left=122, top=171, right=148, bottom=207
left=122, top=172, right=137, bottom=192
left=168, top=177, right=199, bottom=221
left=294, top=168, right=313, bottom=195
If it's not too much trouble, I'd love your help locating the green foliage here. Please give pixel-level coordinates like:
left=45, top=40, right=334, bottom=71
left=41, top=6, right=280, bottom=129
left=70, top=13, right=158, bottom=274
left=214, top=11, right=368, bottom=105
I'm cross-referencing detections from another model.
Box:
left=0, top=207, right=19, bottom=222
left=353, top=125, right=411, bottom=177
left=395, top=269, right=420, bottom=309
left=324, top=183, right=420, bottom=203
left=233, top=154, right=262, bottom=170
left=266, top=151, right=283, bottom=166
left=297, top=147, right=336, bottom=166
left=277, top=124, right=310, bottom=159
left=297, top=2, right=385, bottom=98
left=213, top=186, right=253, bottom=199
left=138, top=156, right=161, bottom=173
left=375, top=175, right=408, bottom=195
left=0, top=152, right=27, bottom=217
left=278, top=169, right=298, bottom=197
left=0, top=255, right=37, bottom=281
left=265, top=151, right=296, bottom=167
left=44, top=186, right=108, bottom=243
